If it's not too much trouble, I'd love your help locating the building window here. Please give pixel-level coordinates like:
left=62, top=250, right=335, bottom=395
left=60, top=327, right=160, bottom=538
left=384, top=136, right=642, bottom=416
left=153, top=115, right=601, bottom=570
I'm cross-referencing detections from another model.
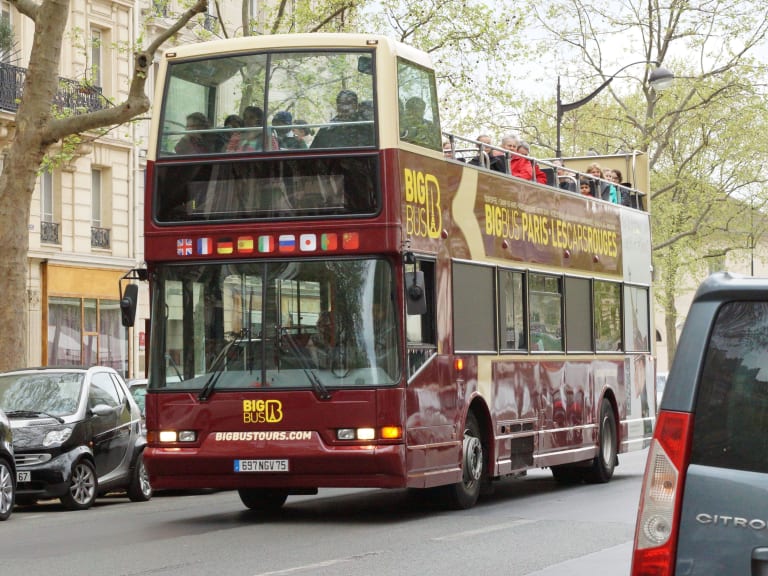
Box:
left=91, top=168, right=111, bottom=249
left=48, top=296, right=127, bottom=375
left=91, top=169, right=101, bottom=227
left=40, top=171, right=60, bottom=244
left=0, top=1, right=12, bottom=64
left=90, top=28, right=102, bottom=86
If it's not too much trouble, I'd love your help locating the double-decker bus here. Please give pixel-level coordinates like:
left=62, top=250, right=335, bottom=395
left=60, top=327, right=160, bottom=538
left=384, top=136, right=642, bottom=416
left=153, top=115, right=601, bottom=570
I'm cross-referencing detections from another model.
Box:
left=126, top=33, right=655, bottom=511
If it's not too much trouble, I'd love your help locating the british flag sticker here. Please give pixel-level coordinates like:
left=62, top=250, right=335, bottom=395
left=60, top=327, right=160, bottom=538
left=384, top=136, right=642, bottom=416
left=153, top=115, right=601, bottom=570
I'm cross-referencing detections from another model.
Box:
left=177, top=238, right=193, bottom=256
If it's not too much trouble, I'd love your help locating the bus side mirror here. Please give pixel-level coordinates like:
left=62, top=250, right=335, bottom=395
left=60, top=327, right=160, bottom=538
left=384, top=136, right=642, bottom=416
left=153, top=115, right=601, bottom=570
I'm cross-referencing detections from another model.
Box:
left=120, top=284, right=139, bottom=327
left=405, top=271, right=427, bottom=315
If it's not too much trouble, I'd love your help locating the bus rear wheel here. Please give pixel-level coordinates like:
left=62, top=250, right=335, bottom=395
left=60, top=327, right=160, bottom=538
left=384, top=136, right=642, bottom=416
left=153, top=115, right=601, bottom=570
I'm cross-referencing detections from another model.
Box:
left=584, top=399, right=617, bottom=483
left=238, top=488, right=288, bottom=511
left=442, top=412, right=485, bottom=509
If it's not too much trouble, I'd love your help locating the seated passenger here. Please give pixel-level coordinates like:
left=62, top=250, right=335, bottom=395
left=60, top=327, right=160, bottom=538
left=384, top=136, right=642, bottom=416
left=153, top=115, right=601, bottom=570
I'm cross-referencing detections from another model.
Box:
left=175, top=112, right=216, bottom=154
left=306, top=311, right=334, bottom=369
left=554, top=159, right=578, bottom=193
left=579, top=178, right=594, bottom=197
left=219, top=114, right=243, bottom=150
left=400, top=96, right=440, bottom=148
left=293, top=120, right=314, bottom=147
left=587, top=163, right=618, bottom=203
left=311, top=90, right=373, bottom=149
left=468, top=134, right=492, bottom=168
left=272, top=110, right=306, bottom=149
left=226, top=106, right=279, bottom=152
left=609, top=168, right=635, bottom=207
left=510, top=141, right=547, bottom=184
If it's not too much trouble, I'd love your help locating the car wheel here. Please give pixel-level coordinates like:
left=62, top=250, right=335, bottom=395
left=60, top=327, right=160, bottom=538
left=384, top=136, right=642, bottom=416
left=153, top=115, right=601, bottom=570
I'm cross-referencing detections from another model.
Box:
left=60, top=459, right=97, bottom=510
left=127, top=453, right=152, bottom=502
left=584, top=399, right=617, bottom=483
left=238, top=488, right=288, bottom=511
left=0, top=457, right=14, bottom=521
left=441, top=411, right=486, bottom=509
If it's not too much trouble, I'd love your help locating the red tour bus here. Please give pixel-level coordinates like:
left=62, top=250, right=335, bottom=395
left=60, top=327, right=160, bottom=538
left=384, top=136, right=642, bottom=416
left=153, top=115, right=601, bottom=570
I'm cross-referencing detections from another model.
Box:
left=125, top=33, right=656, bottom=511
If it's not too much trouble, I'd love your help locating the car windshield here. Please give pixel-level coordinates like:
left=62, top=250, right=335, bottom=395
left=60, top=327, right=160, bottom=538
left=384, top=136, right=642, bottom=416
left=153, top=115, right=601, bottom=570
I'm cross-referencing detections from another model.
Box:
left=0, top=372, right=84, bottom=416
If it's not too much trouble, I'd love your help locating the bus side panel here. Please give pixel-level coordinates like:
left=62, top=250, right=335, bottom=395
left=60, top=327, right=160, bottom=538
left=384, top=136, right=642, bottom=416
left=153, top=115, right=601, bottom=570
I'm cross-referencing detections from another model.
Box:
left=404, top=355, right=462, bottom=488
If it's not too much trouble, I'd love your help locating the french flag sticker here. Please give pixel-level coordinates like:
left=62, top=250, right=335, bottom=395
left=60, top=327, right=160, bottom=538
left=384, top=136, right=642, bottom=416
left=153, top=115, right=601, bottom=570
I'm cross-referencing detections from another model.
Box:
left=197, top=237, right=213, bottom=255
left=278, top=234, right=296, bottom=253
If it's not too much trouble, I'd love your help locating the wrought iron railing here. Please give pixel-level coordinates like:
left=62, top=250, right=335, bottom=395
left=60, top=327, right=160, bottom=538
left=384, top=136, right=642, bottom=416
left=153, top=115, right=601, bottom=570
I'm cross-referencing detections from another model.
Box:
left=0, top=62, right=109, bottom=114
left=91, top=226, right=111, bottom=249
left=40, top=221, right=60, bottom=244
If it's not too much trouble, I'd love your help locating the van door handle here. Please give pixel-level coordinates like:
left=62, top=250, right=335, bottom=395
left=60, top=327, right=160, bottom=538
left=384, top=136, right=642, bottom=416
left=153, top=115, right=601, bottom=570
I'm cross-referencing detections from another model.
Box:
left=752, top=547, right=768, bottom=576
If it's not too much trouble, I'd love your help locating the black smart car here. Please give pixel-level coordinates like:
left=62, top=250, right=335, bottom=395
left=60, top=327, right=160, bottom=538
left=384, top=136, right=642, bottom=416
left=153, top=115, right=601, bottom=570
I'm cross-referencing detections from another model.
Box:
left=0, top=366, right=151, bottom=510
left=0, top=407, right=14, bottom=520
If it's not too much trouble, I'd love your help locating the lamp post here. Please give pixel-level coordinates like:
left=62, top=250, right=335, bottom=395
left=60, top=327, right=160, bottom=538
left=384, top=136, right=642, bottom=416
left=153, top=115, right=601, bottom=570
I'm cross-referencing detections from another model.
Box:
left=555, top=61, right=674, bottom=159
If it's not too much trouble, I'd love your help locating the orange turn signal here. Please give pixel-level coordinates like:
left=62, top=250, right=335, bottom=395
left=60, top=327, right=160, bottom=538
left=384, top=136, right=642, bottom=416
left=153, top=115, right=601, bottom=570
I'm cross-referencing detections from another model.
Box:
left=380, top=426, right=402, bottom=440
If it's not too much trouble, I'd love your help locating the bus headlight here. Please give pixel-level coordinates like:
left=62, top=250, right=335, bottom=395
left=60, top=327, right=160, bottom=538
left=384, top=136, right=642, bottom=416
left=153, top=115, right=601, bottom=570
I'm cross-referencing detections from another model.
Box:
left=158, top=430, right=197, bottom=443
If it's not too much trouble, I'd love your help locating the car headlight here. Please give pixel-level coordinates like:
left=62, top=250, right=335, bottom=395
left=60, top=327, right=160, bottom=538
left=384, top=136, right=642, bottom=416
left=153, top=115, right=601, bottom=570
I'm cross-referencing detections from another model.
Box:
left=43, top=427, right=74, bottom=447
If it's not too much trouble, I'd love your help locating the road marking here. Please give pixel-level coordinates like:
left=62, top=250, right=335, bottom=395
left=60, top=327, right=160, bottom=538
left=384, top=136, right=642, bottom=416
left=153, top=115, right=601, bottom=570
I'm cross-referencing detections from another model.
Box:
left=251, top=551, right=382, bottom=575
left=431, top=518, right=536, bottom=541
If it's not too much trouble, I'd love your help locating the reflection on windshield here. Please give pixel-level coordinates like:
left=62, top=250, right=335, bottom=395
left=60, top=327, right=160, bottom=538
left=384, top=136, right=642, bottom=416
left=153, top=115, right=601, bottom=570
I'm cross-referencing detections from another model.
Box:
left=0, top=373, right=83, bottom=416
left=151, top=259, right=399, bottom=391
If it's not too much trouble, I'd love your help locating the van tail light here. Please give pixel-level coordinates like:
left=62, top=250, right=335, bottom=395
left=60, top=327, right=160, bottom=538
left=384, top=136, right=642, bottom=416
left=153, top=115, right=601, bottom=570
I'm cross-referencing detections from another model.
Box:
left=631, top=410, right=693, bottom=576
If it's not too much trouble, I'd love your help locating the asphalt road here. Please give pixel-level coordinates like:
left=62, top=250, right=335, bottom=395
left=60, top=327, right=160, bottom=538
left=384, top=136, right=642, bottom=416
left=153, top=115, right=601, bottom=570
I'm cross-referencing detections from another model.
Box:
left=4, top=448, right=649, bottom=576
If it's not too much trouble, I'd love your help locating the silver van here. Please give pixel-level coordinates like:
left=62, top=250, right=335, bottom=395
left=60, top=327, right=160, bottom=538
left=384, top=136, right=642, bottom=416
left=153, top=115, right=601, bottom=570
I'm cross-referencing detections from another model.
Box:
left=632, top=272, right=768, bottom=574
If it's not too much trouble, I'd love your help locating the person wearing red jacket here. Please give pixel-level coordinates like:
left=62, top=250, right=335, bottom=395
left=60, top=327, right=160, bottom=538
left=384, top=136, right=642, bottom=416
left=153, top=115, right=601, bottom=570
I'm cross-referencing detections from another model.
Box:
left=510, top=141, right=547, bottom=184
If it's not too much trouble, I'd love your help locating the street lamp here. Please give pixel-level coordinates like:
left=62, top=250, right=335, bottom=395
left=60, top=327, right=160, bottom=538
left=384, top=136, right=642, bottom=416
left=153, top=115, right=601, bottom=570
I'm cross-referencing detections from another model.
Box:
left=555, top=61, right=674, bottom=158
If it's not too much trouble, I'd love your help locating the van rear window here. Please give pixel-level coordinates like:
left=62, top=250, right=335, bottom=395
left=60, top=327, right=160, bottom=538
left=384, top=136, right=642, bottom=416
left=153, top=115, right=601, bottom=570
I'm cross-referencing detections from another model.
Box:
left=691, top=301, right=768, bottom=473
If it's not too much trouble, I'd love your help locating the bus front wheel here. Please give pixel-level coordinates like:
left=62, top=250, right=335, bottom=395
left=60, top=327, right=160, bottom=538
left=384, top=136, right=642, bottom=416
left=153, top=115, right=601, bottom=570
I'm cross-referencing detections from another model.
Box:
left=238, top=488, right=288, bottom=511
left=584, top=399, right=617, bottom=483
left=442, top=411, right=485, bottom=509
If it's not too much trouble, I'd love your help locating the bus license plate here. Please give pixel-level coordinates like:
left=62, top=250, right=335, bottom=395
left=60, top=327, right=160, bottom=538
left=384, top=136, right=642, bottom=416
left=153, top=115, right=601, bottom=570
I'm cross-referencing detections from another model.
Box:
left=235, top=459, right=289, bottom=473
left=17, top=471, right=31, bottom=482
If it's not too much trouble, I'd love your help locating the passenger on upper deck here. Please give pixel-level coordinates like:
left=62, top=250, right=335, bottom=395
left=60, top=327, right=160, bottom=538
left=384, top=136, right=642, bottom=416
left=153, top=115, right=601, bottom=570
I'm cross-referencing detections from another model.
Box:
left=493, top=134, right=519, bottom=173
left=293, top=120, right=314, bottom=147
left=608, top=168, right=636, bottom=207
left=579, top=177, right=594, bottom=197
left=510, top=141, right=547, bottom=184
left=400, top=96, right=440, bottom=149
left=311, top=90, right=374, bottom=149
left=468, top=134, right=493, bottom=168
left=553, top=159, right=578, bottom=193
left=226, top=106, right=278, bottom=152
left=175, top=112, right=216, bottom=154
left=587, top=163, right=618, bottom=203
left=272, top=111, right=306, bottom=149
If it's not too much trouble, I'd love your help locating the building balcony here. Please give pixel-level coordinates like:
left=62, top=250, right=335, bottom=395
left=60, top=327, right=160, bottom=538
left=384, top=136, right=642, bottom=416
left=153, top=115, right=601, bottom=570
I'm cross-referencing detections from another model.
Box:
left=91, top=226, right=111, bottom=249
left=0, top=62, right=110, bottom=114
left=40, top=221, right=60, bottom=245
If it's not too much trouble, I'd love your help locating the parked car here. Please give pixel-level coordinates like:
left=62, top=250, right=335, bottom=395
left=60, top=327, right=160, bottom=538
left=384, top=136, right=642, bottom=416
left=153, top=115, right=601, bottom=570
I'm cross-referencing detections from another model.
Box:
left=632, top=272, right=768, bottom=574
left=0, top=366, right=152, bottom=510
left=126, top=378, right=148, bottom=417
left=0, top=407, right=15, bottom=520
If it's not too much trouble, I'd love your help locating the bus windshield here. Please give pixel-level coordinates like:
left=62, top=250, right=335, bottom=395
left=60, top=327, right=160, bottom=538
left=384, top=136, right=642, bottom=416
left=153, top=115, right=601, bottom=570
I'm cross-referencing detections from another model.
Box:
left=158, top=50, right=376, bottom=156
left=154, top=49, right=379, bottom=223
left=150, top=258, right=399, bottom=391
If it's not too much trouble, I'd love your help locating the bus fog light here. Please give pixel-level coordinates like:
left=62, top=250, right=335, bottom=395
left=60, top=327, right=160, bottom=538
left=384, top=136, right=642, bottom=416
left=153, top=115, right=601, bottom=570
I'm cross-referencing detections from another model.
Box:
left=337, top=428, right=356, bottom=440
left=178, top=430, right=197, bottom=442
left=357, top=428, right=375, bottom=440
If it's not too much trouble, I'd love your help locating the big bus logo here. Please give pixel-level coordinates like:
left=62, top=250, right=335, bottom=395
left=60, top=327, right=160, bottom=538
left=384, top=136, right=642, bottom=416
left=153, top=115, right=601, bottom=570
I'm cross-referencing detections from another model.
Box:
left=242, top=399, right=283, bottom=424
left=404, top=169, right=442, bottom=239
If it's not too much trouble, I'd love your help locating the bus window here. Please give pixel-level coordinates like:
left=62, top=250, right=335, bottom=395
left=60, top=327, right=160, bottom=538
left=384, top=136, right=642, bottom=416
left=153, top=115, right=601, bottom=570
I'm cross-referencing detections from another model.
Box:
left=594, top=280, right=622, bottom=351
left=529, top=273, right=563, bottom=352
left=565, top=276, right=593, bottom=352
left=624, top=285, right=650, bottom=352
left=499, top=269, right=526, bottom=351
left=453, top=262, right=496, bottom=352
left=397, top=58, right=441, bottom=151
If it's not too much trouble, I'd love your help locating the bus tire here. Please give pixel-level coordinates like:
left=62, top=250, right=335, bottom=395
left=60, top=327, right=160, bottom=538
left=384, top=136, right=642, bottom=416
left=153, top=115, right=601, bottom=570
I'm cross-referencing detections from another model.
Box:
left=443, top=411, right=485, bottom=509
left=584, top=399, right=617, bottom=483
left=238, top=488, right=288, bottom=511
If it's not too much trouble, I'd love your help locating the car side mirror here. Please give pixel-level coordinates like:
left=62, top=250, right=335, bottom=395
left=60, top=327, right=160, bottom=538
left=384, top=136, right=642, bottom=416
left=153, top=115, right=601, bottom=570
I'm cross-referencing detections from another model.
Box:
left=90, top=404, right=114, bottom=418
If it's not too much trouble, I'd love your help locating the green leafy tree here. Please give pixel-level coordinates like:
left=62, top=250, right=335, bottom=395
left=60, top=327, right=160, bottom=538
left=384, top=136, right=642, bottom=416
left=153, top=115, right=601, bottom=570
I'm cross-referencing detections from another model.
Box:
left=521, top=0, right=768, bottom=365
left=0, top=0, right=208, bottom=371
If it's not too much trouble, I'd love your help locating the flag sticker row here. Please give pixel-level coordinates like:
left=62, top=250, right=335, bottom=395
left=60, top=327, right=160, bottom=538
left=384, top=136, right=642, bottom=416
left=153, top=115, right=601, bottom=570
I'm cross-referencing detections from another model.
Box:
left=176, top=232, right=359, bottom=256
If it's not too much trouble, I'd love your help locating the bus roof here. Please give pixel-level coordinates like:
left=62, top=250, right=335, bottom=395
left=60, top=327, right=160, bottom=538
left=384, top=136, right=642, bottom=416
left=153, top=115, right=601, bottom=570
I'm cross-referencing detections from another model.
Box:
left=162, top=33, right=434, bottom=70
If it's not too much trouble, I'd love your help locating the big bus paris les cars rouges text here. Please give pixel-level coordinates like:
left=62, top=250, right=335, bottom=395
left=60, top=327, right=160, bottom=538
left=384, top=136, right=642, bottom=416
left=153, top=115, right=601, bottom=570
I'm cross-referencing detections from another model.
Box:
left=120, top=33, right=656, bottom=511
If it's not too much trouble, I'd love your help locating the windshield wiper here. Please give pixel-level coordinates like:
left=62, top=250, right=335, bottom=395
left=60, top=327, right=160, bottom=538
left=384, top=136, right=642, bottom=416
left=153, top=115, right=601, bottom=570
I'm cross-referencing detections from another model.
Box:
left=6, top=409, right=65, bottom=424
left=198, top=329, right=247, bottom=401
left=281, top=331, right=331, bottom=401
